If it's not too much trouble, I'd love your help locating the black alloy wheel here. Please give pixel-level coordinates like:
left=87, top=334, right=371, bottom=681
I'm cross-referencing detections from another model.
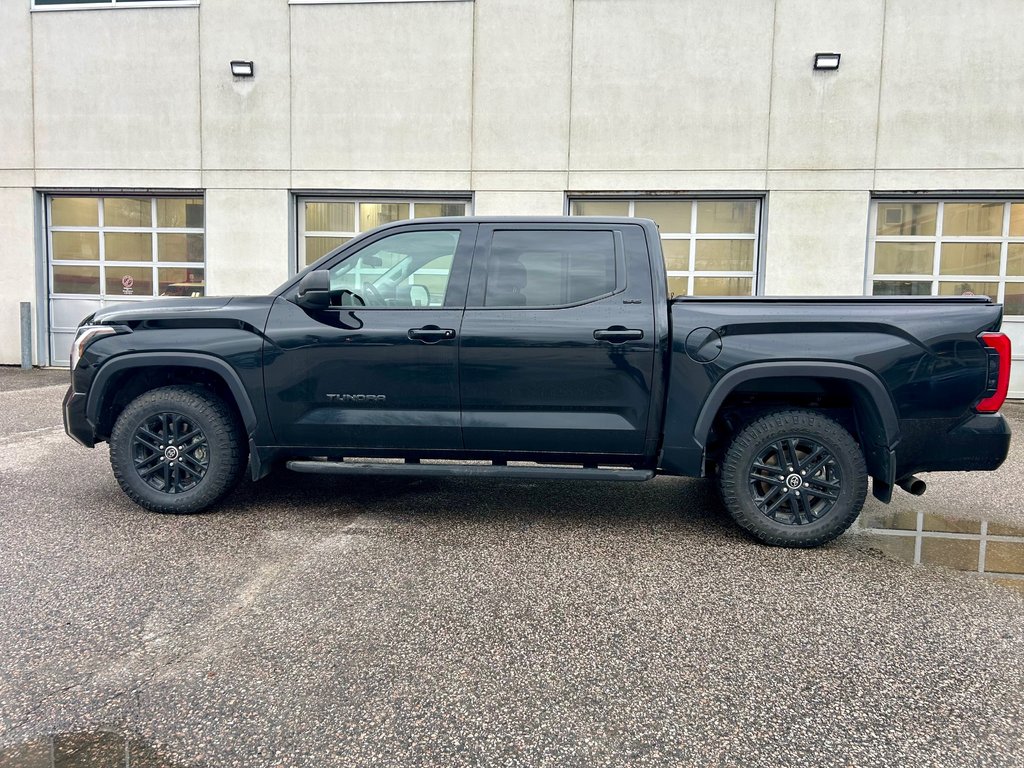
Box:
left=748, top=436, right=842, bottom=526
left=719, top=409, right=867, bottom=547
left=110, top=385, right=246, bottom=514
left=130, top=412, right=210, bottom=494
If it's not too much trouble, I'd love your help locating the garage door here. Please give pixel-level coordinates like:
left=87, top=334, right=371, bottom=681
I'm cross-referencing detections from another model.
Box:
left=46, top=194, right=205, bottom=366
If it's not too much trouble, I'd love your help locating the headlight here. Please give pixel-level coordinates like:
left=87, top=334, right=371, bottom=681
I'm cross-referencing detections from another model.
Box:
left=70, top=325, right=117, bottom=370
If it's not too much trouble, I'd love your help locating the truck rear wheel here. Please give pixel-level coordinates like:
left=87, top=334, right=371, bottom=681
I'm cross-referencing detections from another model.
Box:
left=109, top=385, right=246, bottom=514
left=718, top=409, right=867, bottom=547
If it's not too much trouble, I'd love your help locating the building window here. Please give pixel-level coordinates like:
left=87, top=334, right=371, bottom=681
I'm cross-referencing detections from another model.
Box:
left=869, top=200, right=1024, bottom=315
left=296, top=196, right=470, bottom=270
left=569, top=197, right=760, bottom=298
left=46, top=194, right=205, bottom=365
left=32, top=0, right=198, bottom=10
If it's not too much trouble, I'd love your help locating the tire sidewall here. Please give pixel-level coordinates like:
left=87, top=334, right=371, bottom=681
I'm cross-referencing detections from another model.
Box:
left=721, top=411, right=867, bottom=547
left=110, top=388, right=240, bottom=513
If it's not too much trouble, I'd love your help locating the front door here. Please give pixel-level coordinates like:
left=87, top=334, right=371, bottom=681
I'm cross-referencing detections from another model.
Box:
left=458, top=224, right=657, bottom=457
left=263, top=224, right=476, bottom=450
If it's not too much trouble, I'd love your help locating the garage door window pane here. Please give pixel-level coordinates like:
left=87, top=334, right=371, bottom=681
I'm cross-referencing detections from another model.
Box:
left=570, top=200, right=630, bottom=217
left=634, top=201, right=691, bottom=233
left=360, top=203, right=409, bottom=231
left=52, top=231, right=99, bottom=260
left=667, top=276, right=688, bottom=297
left=874, top=243, right=934, bottom=275
left=872, top=280, right=932, bottom=296
left=304, top=236, right=352, bottom=265
left=51, top=198, right=98, bottom=227
left=159, top=268, right=205, bottom=297
left=156, top=198, right=204, bottom=228
left=938, top=281, right=999, bottom=298
left=105, top=232, right=153, bottom=262
left=52, top=265, right=100, bottom=294
left=415, top=202, right=467, bottom=219
left=1007, top=244, right=1024, bottom=276
left=158, top=233, right=204, bottom=263
left=696, top=201, right=756, bottom=234
left=662, top=239, right=690, bottom=272
left=306, top=202, right=355, bottom=233
left=692, top=277, right=752, bottom=296
left=695, top=240, right=754, bottom=272
left=876, top=202, right=937, bottom=236
left=104, top=197, right=151, bottom=228
left=943, top=203, right=1003, bottom=237
left=939, top=242, right=1000, bottom=276
left=1010, top=204, right=1024, bottom=236
left=1003, top=283, right=1024, bottom=315
left=106, top=266, right=153, bottom=297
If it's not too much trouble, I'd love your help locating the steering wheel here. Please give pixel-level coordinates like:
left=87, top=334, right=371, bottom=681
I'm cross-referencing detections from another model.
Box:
left=360, top=283, right=385, bottom=307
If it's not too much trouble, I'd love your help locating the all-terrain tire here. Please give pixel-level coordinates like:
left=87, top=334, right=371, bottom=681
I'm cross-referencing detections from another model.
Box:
left=719, top=409, right=867, bottom=547
left=109, top=385, right=247, bottom=514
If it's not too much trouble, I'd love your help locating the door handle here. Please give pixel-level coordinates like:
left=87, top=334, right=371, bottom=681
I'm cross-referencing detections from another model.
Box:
left=408, top=326, right=456, bottom=343
left=594, top=327, right=644, bottom=343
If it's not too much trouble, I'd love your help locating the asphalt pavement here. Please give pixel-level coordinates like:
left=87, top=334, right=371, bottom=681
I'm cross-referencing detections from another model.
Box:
left=0, top=366, right=1022, bottom=767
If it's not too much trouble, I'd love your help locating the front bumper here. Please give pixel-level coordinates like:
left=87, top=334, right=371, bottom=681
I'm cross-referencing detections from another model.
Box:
left=63, top=386, right=96, bottom=448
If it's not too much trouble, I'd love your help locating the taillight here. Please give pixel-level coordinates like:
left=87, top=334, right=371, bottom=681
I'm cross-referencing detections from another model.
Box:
left=976, top=332, right=1011, bottom=413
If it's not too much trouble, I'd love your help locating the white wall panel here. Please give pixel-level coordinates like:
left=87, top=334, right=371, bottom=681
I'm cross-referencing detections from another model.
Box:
left=570, top=0, right=774, bottom=172
left=32, top=8, right=201, bottom=171
left=290, top=2, right=473, bottom=172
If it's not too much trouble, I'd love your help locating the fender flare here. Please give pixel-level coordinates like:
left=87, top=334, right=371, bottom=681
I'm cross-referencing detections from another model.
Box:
left=85, top=352, right=259, bottom=436
left=693, top=361, right=901, bottom=451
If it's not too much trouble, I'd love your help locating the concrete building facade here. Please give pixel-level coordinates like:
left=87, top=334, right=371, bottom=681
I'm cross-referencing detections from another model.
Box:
left=2, top=0, right=1023, bottom=396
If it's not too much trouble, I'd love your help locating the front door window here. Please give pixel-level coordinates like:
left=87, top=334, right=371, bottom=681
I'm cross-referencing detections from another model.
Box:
left=328, top=230, right=460, bottom=308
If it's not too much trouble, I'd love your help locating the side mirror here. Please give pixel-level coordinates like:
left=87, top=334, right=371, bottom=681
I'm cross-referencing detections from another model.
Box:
left=295, top=270, right=331, bottom=310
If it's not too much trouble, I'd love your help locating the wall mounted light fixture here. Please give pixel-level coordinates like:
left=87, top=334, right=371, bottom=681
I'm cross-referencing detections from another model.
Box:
left=230, top=60, right=254, bottom=78
left=813, top=53, right=841, bottom=71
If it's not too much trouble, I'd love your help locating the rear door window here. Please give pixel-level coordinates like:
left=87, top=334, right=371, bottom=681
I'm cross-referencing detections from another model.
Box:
left=482, top=230, right=618, bottom=308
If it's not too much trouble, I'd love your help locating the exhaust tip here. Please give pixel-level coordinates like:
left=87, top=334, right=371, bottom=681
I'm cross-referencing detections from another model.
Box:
left=897, top=476, right=927, bottom=496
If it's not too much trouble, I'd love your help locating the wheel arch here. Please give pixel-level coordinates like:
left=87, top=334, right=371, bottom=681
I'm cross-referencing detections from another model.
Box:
left=695, top=362, right=900, bottom=498
left=86, top=353, right=258, bottom=441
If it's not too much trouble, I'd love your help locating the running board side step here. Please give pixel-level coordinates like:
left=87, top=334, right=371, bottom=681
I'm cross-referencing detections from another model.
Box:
left=286, top=460, right=655, bottom=483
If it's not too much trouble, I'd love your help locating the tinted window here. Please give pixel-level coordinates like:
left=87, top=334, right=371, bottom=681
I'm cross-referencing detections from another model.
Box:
left=484, top=230, right=616, bottom=308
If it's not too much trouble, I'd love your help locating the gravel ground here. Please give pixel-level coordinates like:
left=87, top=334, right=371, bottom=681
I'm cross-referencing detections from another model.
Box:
left=0, top=371, right=1021, bottom=767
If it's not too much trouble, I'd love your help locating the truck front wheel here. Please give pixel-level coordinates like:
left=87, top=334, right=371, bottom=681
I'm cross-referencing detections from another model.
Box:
left=718, top=409, right=867, bottom=547
left=109, top=385, right=246, bottom=514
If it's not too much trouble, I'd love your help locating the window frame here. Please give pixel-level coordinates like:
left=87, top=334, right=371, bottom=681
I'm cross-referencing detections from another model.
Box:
left=467, top=225, right=627, bottom=310
left=866, top=198, right=1024, bottom=315
left=567, top=195, right=763, bottom=298
left=294, top=194, right=473, bottom=274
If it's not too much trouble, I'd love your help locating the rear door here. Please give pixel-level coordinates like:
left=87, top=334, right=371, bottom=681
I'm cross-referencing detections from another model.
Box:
left=458, top=223, right=656, bottom=457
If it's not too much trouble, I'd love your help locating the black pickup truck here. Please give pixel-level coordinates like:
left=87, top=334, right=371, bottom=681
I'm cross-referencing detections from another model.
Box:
left=63, top=216, right=1012, bottom=547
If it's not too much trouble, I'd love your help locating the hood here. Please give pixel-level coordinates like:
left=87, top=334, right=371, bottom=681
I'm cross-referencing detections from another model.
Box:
left=90, top=297, right=233, bottom=325
left=88, top=296, right=277, bottom=330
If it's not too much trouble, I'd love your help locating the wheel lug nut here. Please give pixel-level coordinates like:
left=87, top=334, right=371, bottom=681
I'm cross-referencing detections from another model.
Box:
left=801, top=471, right=806, bottom=476
left=795, top=491, right=801, bottom=497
